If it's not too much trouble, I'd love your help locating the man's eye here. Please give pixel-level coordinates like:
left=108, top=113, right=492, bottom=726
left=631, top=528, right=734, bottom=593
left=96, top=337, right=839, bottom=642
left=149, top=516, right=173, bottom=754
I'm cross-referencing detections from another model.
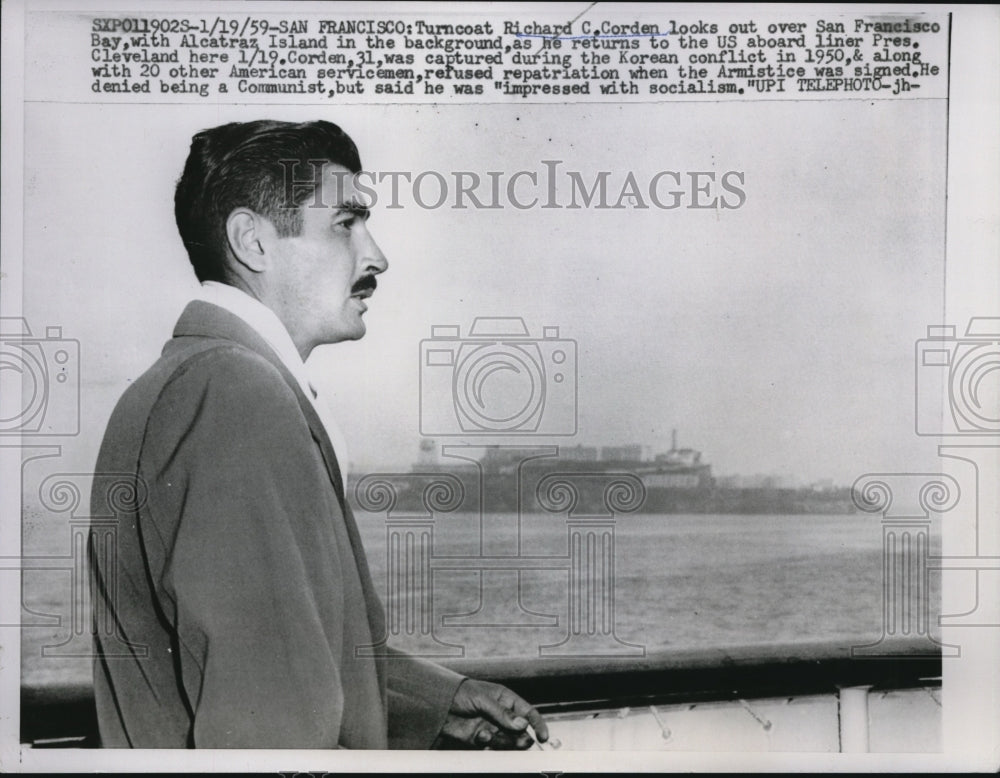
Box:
left=333, top=217, right=355, bottom=232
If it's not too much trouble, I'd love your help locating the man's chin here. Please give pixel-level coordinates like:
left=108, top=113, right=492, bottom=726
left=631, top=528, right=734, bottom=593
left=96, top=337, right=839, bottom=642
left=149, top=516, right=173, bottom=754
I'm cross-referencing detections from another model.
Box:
left=329, top=321, right=366, bottom=344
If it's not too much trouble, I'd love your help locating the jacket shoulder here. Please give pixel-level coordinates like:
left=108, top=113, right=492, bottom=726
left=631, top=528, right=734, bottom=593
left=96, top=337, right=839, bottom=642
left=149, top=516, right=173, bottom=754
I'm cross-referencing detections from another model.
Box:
left=95, top=338, right=304, bottom=475
left=148, top=341, right=307, bottom=440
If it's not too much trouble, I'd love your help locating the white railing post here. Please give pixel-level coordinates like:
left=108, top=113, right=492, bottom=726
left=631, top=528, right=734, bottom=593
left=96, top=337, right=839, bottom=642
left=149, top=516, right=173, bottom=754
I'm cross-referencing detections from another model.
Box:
left=838, top=684, right=873, bottom=752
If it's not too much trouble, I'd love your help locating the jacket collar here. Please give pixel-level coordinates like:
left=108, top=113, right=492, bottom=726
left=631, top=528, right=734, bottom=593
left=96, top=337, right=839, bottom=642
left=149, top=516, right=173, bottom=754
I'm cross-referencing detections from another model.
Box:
left=171, top=300, right=347, bottom=503
left=173, top=299, right=279, bottom=356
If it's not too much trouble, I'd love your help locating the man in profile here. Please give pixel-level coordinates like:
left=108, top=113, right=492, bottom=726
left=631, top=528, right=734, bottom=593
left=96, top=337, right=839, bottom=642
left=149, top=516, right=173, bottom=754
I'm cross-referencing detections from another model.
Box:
left=89, top=119, right=549, bottom=749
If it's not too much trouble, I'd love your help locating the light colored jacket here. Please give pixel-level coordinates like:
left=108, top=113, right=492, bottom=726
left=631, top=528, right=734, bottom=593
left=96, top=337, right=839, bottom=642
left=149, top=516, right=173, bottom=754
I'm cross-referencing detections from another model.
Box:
left=90, top=300, right=463, bottom=748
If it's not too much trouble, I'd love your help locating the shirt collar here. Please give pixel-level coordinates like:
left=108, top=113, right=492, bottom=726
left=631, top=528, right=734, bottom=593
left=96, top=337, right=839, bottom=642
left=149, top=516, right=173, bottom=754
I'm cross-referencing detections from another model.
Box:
left=195, top=281, right=315, bottom=399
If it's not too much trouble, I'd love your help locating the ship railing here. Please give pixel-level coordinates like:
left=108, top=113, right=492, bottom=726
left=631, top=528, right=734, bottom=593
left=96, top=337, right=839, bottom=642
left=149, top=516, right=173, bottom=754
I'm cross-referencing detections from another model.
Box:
left=21, top=637, right=940, bottom=751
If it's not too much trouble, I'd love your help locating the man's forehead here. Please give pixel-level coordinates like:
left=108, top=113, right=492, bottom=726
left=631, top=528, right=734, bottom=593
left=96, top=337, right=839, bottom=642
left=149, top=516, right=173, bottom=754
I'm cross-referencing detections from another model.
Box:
left=315, top=162, right=369, bottom=209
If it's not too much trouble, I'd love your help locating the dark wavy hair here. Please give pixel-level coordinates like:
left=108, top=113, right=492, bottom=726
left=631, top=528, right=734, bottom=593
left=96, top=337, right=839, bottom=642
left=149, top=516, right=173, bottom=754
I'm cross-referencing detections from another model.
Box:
left=174, top=120, right=362, bottom=282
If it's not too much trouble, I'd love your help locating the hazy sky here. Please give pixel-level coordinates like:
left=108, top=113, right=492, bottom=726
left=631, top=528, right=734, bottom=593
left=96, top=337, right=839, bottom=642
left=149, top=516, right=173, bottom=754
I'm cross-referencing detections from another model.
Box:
left=23, top=98, right=946, bottom=485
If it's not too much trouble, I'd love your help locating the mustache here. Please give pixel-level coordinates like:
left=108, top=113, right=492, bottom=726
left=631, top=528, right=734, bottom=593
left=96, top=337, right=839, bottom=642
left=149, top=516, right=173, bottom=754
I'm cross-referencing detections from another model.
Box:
left=351, top=275, right=378, bottom=295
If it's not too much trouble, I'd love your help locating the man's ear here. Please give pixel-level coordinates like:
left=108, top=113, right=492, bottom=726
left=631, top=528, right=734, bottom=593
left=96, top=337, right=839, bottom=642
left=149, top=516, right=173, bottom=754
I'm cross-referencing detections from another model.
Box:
left=225, top=208, right=271, bottom=273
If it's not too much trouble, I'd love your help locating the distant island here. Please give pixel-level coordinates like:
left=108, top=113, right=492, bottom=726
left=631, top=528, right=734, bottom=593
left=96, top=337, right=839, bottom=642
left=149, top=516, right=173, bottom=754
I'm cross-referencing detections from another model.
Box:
left=348, top=431, right=855, bottom=515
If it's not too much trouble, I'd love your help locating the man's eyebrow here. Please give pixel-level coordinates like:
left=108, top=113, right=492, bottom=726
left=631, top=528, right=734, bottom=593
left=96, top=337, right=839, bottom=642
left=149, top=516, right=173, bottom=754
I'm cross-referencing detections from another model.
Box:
left=332, top=202, right=371, bottom=220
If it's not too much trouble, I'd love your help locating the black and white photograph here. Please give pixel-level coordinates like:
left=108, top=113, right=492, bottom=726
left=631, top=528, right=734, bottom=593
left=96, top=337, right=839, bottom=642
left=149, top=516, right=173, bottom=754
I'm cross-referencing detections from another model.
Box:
left=1, top=1, right=998, bottom=772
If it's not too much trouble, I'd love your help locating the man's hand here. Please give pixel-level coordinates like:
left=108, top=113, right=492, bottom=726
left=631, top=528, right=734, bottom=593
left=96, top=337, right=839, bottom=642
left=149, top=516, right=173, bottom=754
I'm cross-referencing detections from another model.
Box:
left=434, top=678, right=550, bottom=750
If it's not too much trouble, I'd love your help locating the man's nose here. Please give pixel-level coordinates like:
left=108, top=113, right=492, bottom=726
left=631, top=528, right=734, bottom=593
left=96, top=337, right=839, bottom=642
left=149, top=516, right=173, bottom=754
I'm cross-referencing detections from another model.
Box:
left=360, top=224, right=388, bottom=274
